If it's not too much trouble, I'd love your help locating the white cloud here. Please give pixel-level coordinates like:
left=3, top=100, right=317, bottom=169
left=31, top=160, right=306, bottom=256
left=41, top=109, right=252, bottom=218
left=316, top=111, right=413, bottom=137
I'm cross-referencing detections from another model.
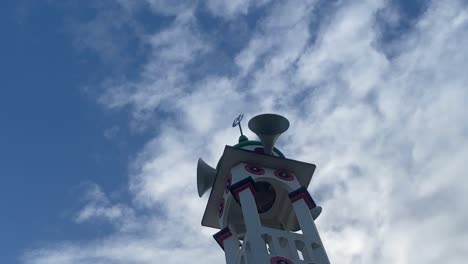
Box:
left=145, top=0, right=196, bottom=16
left=66, top=1, right=142, bottom=68
left=103, top=126, right=120, bottom=141
left=23, top=0, right=468, bottom=263
left=74, top=183, right=137, bottom=232
left=205, top=0, right=272, bottom=18
left=98, top=10, right=211, bottom=127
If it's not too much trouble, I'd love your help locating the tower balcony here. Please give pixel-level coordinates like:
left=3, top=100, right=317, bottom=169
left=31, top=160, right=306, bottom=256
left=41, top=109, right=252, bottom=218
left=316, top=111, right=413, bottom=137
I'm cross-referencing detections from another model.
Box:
left=238, top=226, right=322, bottom=264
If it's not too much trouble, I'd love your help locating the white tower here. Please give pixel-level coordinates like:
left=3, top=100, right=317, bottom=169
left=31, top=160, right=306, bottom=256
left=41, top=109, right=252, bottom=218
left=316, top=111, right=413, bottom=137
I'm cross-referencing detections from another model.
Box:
left=197, top=114, right=330, bottom=264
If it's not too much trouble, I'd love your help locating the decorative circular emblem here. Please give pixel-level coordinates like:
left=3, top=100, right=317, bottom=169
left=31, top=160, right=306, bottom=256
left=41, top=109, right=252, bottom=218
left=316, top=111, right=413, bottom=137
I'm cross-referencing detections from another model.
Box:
left=254, top=147, right=265, bottom=154
left=270, top=257, right=293, bottom=264
left=274, top=168, right=294, bottom=181
left=218, top=199, right=225, bottom=217
left=245, top=164, right=265, bottom=175
left=225, top=175, right=232, bottom=194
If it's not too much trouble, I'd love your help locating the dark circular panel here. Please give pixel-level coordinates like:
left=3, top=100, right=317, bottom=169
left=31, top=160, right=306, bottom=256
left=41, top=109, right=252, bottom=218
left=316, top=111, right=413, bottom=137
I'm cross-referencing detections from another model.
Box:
left=254, top=181, right=276, bottom=213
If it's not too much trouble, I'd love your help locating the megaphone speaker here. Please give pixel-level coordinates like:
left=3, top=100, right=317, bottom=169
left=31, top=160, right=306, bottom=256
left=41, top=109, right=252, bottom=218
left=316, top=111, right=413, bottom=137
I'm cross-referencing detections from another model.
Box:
left=197, top=158, right=217, bottom=197
left=248, top=113, right=289, bottom=155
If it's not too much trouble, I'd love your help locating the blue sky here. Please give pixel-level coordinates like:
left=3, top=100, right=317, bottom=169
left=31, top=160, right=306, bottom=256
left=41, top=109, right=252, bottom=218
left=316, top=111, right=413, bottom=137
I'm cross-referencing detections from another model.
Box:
left=1, top=1, right=143, bottom=262
left=1, top=0, right=468, bottom=263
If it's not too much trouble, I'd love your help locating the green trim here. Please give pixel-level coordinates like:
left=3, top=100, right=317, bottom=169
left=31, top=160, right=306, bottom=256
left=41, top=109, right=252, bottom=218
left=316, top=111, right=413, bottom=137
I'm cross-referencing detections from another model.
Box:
left=215, top=140, right=286, bottom=172
left=233, top=140, right=262, bottom=148
left=238, top=135, right=249, bottom=143
left=232, top=140, right=285, bottom=158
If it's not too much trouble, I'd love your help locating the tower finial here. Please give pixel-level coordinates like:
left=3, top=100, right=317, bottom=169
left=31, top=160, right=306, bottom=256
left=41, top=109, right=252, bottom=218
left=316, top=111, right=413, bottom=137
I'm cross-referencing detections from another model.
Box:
left=232, top=114, right=248, bottom=142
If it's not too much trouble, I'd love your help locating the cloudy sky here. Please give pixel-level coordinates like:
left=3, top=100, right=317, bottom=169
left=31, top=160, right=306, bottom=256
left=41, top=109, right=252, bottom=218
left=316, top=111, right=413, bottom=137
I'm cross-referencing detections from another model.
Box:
left=1, top=0, right=468, bottom=263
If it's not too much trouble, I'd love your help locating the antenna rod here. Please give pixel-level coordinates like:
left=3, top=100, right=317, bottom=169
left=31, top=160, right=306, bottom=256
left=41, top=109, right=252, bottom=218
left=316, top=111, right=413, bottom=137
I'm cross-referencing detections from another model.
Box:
left=232, top=114, right=245, bottom=136
left=238, top=121, right=244, bottom=136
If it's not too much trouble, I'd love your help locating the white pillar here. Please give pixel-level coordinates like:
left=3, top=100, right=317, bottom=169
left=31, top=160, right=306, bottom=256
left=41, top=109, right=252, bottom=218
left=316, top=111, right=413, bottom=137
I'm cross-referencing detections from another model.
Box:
left=292, top=198, right=330, bottom=264
left=238, top=187, right=270, bottom=263
left=223, top=235, right=240, bottom=264
left=214, top=228, right=241, bottom=264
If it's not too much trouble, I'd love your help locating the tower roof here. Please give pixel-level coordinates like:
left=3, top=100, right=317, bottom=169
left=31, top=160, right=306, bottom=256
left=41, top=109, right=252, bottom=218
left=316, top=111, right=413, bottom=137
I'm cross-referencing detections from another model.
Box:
left=201, top=146, right=316, bottom=229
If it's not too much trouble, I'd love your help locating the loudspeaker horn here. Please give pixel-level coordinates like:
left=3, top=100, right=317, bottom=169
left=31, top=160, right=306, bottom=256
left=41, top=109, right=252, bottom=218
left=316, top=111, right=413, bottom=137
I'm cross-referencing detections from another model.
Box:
left=197, top=158, right=217, bottom=197
left=248, top=113, right=290, bottom=155
left=311, top=206, right=322, bottom=220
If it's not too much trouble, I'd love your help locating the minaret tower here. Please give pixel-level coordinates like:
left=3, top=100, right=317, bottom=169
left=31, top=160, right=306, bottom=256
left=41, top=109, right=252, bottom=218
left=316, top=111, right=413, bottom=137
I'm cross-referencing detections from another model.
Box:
left=197, top=114, right=330, bottom=264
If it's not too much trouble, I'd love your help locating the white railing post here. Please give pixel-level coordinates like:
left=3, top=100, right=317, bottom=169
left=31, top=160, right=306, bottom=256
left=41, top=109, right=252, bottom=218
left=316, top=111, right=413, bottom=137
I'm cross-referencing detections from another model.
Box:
left=290, top=188, right=330, bottom=264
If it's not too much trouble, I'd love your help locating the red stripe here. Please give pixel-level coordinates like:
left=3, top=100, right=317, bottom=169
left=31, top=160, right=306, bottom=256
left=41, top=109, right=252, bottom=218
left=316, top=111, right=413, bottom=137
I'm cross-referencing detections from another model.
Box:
left=215, top=230, right=232, bottom=249
left=290, top=192, right=314, bottom=209
left=232, top=182, right=256, bottom=202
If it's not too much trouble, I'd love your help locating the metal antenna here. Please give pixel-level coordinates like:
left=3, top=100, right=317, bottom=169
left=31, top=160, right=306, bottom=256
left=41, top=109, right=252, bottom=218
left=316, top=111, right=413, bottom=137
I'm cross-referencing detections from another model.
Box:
left=232, top=114, right=244, bottom=136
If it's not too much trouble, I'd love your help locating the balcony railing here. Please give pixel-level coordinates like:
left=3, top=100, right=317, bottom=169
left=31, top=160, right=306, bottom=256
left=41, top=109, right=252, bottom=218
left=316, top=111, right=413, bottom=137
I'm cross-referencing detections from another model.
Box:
left=237, top=226, right=322, bottom=263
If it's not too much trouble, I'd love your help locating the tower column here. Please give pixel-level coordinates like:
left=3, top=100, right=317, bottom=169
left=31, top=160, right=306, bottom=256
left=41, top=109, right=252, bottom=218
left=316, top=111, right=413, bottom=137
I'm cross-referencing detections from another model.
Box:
left=223, top=237, right=240, bottom=264
left=230, top=177, right=269, bottom=263
left=214, top=228, right=240, bottom=264
left=289, top=187, right=330, bottom=264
